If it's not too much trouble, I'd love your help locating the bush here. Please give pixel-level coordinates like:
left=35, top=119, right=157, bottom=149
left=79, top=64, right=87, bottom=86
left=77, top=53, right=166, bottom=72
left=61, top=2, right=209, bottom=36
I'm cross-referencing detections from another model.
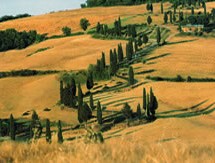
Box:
left=62, top=26, right=71, bottom=36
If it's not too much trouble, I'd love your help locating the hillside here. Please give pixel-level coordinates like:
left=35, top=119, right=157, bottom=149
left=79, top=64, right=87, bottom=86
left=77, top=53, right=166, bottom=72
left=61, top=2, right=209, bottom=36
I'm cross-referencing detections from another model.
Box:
left=0, top=1, right=215, bottom=162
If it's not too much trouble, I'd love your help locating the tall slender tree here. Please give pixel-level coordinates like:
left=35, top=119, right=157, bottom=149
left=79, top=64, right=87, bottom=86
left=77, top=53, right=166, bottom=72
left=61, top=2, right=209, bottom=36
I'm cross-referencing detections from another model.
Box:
left=164, top=12, right=168, bottom=24
left=128, top=66, right=135, bottom=85
left=57, top=120, right=63, bottom=144
left=136, top=103, right=142, bottom=120
left=143, top=87, right=147, bottom=110
left=161, top=1, right=164, bottom=14
left=118, top=43, right=124, bottom=62
left=156, top=27, right=161, bottom=45
left=46, top=119, right=51, bottom=143
left=97, top=101, right=103, bottom=125
left=101, top=52, right=106, bottom=69
left=10, top=114, right=15, bottom=140
left=78, top=83, right=83, bottom=109
left=147, top=16, right=152, bottom=25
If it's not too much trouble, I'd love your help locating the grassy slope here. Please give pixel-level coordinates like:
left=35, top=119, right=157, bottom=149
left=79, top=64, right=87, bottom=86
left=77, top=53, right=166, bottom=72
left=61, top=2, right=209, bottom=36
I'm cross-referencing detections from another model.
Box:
left=0, top=35, right=126, bottom=71
left=0, top=3, right=171, bottom=36
left=0, top=2, right=215, bottom=162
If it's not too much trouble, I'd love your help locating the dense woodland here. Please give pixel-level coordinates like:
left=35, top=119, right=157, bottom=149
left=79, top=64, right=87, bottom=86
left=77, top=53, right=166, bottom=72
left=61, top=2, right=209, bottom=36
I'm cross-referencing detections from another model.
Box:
left=0, top=29, right=46, bottom=52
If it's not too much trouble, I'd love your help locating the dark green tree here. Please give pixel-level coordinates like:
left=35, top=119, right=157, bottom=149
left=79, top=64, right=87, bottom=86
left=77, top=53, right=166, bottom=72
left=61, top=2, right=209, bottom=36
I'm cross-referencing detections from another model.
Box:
left=164, top=12, right=168, bottom=24
left=0, top=119, right=2, bottom=137
left=86, top=72, right=94, bottom=90
left=156, top=27, right=161, bottom=45
left=173, top=13, right=177, bottom=22
left=62, top=26, right=71, bottom=36
left=136, top=103, right=142, bottom=119
left=142, top=34, right=148, bottom=45
left=57, top=120, right=63, bottom=144
left=60, top=80, right=64, bottom=104
left=138, top=37, right=142, bottom=47
left=191, top=6, right=195, bottom=15
left=80, top=18, right=90, bottom=31
left=170, top=11, right=173, bottom=24
left=179, top=12, right=184, bottom=22
left=10, top=114, right=15, bottom=140
left=121, top=103, right=133, bottom=125
left=78, top=102, right=92, bottom=125
left=161, top=1, right=164, bottom=14
left=78, top=83, right=83, bottom=109
left=149, top=87, right=158, bottom=119
left=96, top=22, right=101, bottom=33
left=46, top=119, right=51, bottom=143
left=147, top=16, right=152, bottom=25
left=97, top=101, right=103, bottom=125
left=202, top=1, right=207, bottom=15
left=101, top=52, right=106, bottom=69
left=143, top=87, right=147, bottom=110
left=118, top=43, right=124, bottom=62
left=128, top=66, right=135, bottom=85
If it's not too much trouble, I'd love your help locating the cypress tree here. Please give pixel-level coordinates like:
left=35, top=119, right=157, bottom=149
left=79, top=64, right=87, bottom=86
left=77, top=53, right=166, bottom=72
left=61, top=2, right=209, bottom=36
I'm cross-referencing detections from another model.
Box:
left=86, top=72, right=94, bottom=90
left=128, top=66, right=135, bottom=85
left=57, top=120, right=63, bottom=144
left=121, top=103, right=133, bottom=126
left=164, top=12, right=168, bottom=24
left=118, top=17, right=122, bottom=36
left=129, top=40, right=134, bottom=57
left=146, top=93, right=150, bottom=118
left=138, top=37, right=142, bottom=47
left=71, top=78, right=76, bottom=97
left=126, top=42, right=132, bottom=61
left=150, top=3, right=154, bottom=13
left=142, top=34, right=148, bottom=45
left=173, top=13, right=177, bottom=22
left=203, top=1, right=206, bottom=15
left=147, top=16, right=152, bottom=25
left=101, top=52, right=106, bottom=69
left=78, top=83, right=83, bottom=109
left=136, top=103, right=142, bottom=119
left=46, top=119, right=51, bottom=143
left=10, top=114, right=15, bottom=140
left=191, top=6, right=195, bottom=15
left=134, top=40, right=138, bottom=53
left=161, top=1, right=164, bottom=14
left=78, top=102, right=92, bottom=125
left=131, top=25, right=137, bottom=38
left=156, top=27, right=161, bottom=45
left=104, top=24, right=108, bottom=35
left=0, top=119, right=2, bottom=137
left=90, top=93, right=94, bottom=110
left=118, top=43, right=124, bottom=62
left=60, top=80, right=64, bottom=104
left=109, top=49, right=114, bottom=75
left=179, top=12, right=184, bottom=22
left=96, top=22, right=101, bottom=33
left=149, top=87, right=158, bottom=118
left=143, top=87, right=147, bottom=110
left=96, top=59, right=101, bottom=73
left=113, top=49, right=118, bottom=73
left=170, top=11, right=173, bottom=24
left=97, top=101, right=103, bottom=125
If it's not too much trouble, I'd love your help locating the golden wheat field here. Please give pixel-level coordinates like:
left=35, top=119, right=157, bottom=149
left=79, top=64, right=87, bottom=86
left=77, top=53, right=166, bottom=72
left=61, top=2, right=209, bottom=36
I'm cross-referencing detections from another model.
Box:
left=0, top=2, right=172, bottom=36
left=0, top=35, right=126, bottom=71
left=0, top=1, right=215, bottom=162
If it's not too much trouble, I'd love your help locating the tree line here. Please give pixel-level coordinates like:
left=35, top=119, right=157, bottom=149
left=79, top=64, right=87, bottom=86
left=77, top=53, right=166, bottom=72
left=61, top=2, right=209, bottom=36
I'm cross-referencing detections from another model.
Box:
left=0, top=14, right=31, bottom=23
left=0, top=28, right=46, bottom=52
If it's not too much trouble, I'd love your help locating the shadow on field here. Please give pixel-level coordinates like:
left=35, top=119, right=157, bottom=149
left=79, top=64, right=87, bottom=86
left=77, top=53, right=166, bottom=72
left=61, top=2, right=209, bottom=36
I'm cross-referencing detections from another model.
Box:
left=157, top=100, right=215, bottom=119
left=167, top=39, right=197, bottom=45
left=146, top=53, right=171, bottom=61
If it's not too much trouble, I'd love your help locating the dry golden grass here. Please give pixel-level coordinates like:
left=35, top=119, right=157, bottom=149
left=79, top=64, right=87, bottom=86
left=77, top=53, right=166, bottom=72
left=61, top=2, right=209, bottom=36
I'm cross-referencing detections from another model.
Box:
left=133, top=36, right=215, bottom=78
left=0, top=133, right=215, bottom=163
left=0, top=2, right=172, bottom=36
left=0, top=35, right=126, bottom=71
